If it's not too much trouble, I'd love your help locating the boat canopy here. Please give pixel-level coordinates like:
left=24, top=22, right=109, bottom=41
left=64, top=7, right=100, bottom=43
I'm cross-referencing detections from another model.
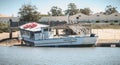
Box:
left=19, top=22, right=49, bottom=32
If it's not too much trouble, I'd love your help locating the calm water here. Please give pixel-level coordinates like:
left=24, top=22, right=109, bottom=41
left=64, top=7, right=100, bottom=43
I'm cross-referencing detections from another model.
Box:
left=0, top=46, right=120, bottom=65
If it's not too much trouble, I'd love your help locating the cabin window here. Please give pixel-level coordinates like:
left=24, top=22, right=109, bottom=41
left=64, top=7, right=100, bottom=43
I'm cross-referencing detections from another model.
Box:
left=34, top=33, right=41, bottom=40
left=23, top=31, right=30, bottom=36
left=21, top=30, right=26, bottom=35
left=44, top=28, right=48, bottom=31
left=44, top=28, right=51, bottom=31
left=21, top=30, right=30, bottom=36
left=30, top=33, right=34, bottom=40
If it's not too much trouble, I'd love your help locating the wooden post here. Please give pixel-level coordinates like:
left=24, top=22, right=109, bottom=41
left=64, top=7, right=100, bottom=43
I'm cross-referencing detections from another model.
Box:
left=9, top=28, right=12, bottom=39
left=9, top=19, right=12, bottom=39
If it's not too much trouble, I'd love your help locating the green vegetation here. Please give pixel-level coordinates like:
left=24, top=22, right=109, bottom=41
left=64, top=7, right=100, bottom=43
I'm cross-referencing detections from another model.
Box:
left=96, top=21, right=100, bottom=23
left=104, top=5, right=118, bottom=15
left=79, top=8, right=92, bottom=15
left=0, top=22, right=19, bottom=33
left=110, top=22, right=114, bottom=25
left=47, top=3, right=118, bottom=16
left=18, top=3, right=119, bottom=17
left=49, top=6, right=63, bottom=16
left=49, top=3, right=92, bottom=16
left=0, top=22, right=9, bottom=33
left=104, top=21, right=108, bottom=23
left=64, top=3, right=79, bottom=15
left=18, top=4, right=41, bottom=22
left=114, top=20, right=118, bottom=23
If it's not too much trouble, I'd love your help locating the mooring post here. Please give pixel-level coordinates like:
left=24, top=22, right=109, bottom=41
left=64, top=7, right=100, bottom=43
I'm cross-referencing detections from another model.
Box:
left=9, top=28, right=12, bottom=39
left=9, top=19, right=13, bottom=39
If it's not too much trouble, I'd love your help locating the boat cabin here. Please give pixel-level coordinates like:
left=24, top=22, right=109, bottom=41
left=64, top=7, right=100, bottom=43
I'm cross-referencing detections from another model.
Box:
left=19, top=22, right=53, bottom=41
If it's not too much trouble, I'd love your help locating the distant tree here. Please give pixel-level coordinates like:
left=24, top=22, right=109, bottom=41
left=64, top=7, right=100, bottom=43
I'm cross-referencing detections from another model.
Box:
left=79, top=8, right=92, bottom=15
left=18, top=4, right=41, bottom=22
left=65, top=3, right=79, bottom=15
left=50, top=6, right=63, bottom=16
left=105, top=5, right=118, bottom=15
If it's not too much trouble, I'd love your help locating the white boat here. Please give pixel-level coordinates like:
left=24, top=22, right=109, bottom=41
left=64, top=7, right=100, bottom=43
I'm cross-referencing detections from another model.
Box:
left=19, top=22, right=98, bottom=47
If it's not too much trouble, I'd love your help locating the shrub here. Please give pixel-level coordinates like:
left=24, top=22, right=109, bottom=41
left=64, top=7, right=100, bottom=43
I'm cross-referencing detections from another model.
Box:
left=105, top=21, right=108, bottom=23
left=96, top=21, right=100, bottom=23
left=3, top=28, right=9, bottom=32
left=0, top=22, right=9, bottom=32
left=114, top=20, right=118, bottom=23
left=12, top=28, right=19, bottom=32
left=110, top=22, right=114, bottom=25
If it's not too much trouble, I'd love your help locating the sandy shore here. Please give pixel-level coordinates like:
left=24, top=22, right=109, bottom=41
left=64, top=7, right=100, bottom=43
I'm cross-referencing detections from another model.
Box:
left=92, top=29, right=120, bottom=40
left=0, top=29, right=120, bottom=46
left=0, top=31, right=21, bottom=46
left=92, top=29, right=120, bottom=44
left=0, top=31, right=20, bottom=40
left=0, top=39, right=20, bottom=46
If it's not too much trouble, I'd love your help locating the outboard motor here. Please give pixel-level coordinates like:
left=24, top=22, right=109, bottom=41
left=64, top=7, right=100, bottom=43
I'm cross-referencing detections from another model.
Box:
left=90, top=34, right=95, bottom=37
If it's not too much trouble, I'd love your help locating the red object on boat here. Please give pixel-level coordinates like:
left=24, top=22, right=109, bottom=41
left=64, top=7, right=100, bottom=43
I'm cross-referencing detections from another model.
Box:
left=23, top=22, right=37, bottom=29
left=31, top=23, right=37, bottom=28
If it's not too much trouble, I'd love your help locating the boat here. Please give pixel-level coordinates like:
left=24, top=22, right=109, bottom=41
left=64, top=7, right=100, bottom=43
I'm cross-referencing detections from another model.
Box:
left=19, top=22, right=98, bottom=47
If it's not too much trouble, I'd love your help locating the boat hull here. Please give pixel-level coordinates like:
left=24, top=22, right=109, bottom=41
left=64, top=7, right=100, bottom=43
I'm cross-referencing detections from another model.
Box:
left=23, top=36, right=98, bottom=47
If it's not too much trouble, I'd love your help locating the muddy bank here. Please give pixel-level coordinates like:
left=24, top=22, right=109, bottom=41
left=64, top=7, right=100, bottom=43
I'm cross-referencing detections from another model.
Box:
left=0, top=39, right=21, bottom=46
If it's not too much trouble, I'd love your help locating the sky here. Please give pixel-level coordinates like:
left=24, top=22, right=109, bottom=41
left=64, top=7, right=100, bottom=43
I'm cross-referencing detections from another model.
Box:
left=0, top=0, right=120, bottom=17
